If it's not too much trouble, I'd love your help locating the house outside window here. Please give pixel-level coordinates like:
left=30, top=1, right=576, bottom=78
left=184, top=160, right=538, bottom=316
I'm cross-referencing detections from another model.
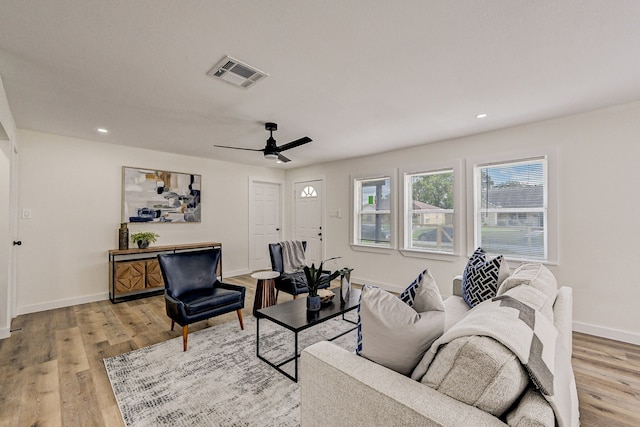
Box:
left=404, top=170, right=455, bottom=253
left=474, top=157, right=547, bottom=261
left=354, top=176, right=391, bottom=247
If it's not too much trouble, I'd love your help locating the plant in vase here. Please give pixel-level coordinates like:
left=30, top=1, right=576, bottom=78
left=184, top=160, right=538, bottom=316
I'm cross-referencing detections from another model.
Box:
left=302, top=257, right=342, bottom=311
left=130, top=231, right=159, bottom=249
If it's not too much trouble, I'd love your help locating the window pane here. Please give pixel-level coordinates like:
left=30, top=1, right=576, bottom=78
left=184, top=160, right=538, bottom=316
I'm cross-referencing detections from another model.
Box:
left=355, top=177, right=391, bottom=246
left=477, top=159, right=546, bottom=260
left=407, top=170, right=454, bottom=252
left=360, top=213, right=391, bottom=243
left=360, top=178, right=390, bottom=211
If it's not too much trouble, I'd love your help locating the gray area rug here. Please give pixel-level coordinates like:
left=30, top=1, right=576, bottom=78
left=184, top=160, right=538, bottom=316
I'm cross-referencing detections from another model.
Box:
left=104, top=312, right=357, bottom=427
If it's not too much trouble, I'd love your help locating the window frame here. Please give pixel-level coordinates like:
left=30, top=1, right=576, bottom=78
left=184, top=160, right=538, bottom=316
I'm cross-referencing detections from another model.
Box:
left=466, top=148, right=558, bottom=265
left=350, top=169, right=397, bottom=252
left=400, top=160, right=463, bottom=259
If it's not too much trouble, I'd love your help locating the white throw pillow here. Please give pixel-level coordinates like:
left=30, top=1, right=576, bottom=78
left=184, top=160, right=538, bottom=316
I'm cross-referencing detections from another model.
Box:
left=356, top=286, right=445, bottom=376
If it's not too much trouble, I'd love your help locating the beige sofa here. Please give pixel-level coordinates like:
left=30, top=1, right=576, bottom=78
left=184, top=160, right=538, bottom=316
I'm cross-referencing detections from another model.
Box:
left=300, top=276, right=575, bottom=427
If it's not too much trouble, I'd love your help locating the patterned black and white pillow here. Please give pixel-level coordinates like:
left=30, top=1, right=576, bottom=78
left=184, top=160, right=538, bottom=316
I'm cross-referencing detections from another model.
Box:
left=462, top=247, right=509, bottom=308
left=399, top=268, right=445, bottom=313
left=398, top=270, right=425, bottom=306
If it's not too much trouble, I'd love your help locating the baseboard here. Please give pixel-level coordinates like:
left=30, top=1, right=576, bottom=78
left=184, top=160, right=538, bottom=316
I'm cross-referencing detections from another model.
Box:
left=573, top=321, right=640, bottom=346
left=224, top=268, right=251, bottom=278
left=0, top=327, right=10, bottom=340
left=17, top=292, right=110, bottom=316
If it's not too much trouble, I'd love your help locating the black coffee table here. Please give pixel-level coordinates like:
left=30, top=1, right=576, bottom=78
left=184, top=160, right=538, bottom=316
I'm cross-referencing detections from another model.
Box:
left=256, top=287, right=361, bottom=382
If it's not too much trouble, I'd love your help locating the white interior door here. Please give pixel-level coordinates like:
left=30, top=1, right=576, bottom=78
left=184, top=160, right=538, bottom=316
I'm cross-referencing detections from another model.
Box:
left=249, top=180, right=282, bottom=271
left=294, top=180, right=324, bottom=266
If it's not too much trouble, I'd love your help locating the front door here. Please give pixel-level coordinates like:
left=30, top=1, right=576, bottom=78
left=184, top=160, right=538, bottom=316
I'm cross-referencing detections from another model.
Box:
left=294, top=180, right=324, bottom=266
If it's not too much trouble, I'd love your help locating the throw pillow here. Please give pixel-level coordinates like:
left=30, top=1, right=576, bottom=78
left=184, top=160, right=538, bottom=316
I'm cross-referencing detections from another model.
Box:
left=462, top=247, right=510, bottom=308
left=356, top=285, right=445, bottom=376
left=398, top=268, right=445, bottom=313
left=506, top=386, right=555, bottom=427
left=420, top=335, right=529, bottom=417
left=497, top=263, right=557, bottom=321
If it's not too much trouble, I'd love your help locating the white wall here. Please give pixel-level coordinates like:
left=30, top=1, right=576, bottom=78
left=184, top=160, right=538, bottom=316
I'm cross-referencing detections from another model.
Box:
left=16, top=129, right=284, bottom=314
left=286, top=101, right=640, bottom=345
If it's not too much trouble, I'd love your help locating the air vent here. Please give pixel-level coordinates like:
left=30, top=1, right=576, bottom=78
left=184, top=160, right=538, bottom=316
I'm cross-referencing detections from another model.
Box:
left=206, top=56, right=268, bottom=89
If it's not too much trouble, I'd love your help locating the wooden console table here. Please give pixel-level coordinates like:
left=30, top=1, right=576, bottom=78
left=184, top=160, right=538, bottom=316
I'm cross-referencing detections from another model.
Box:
left=108, top=242, right=222, bottom=303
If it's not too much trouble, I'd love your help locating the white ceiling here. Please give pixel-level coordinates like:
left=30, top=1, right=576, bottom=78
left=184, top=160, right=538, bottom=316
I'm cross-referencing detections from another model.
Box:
left=1, top=1, right=639, bottom=168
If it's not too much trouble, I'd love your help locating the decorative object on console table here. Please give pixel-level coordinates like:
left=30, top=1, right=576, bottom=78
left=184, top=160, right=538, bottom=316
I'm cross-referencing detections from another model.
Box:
left=130, top=231, right=159, bottom=249
left=339, top=267, right=353, bottom=305
left=118, top=223, right=129, bottom=249
left=302, top=257, right=342, bottom=312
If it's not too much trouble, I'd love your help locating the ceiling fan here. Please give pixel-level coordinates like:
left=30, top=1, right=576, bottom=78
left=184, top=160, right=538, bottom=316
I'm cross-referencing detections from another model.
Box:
left=214, top=122, right=312, bottom=163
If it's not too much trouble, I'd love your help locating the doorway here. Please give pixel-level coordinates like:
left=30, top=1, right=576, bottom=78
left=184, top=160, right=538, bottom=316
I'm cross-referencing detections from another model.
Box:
left=249, top=179, right=282, bottom=271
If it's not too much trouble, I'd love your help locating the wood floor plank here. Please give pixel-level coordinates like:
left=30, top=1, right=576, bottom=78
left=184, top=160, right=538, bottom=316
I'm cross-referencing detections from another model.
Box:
left=1, top=274, right=638, bottom=426
left=59, top=369, right=105, bottom=427
left=0, top=363, right=23, bottom=427
left=55, top=327, right=90, bottom=376
left=17, top=360, right=62, bottom=427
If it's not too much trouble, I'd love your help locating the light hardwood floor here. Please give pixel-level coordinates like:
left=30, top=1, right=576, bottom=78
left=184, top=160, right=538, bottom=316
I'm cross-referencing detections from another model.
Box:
left=1, top=274, right=639, bottom=426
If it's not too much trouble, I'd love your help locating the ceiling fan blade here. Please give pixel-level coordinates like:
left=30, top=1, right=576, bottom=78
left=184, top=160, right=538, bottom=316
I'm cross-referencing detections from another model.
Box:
left=277, top=153, right=291, bottom=163
left=214, top=144, right=264, bottom=152
left=277, top=136, right=312, bottom=152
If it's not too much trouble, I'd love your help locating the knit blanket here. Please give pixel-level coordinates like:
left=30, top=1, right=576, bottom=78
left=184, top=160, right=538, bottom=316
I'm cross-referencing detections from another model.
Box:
left=279, top=240, right=306, bottom=273
left=416, top=295, right=579, bottom=427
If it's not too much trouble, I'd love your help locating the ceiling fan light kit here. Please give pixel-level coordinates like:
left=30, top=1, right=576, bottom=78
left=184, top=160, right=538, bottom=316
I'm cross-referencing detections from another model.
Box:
left=214, top=122, right=312, bottom=163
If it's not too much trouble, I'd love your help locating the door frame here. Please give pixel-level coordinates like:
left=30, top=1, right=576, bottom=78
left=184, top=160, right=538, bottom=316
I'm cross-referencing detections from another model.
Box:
left=248, top=176, right=285, bottom=272
left=293, top=177, right=326, bottom=262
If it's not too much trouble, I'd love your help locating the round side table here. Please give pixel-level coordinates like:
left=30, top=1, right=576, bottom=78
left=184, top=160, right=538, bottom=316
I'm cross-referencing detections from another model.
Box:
left=251, top=270, right=280, bottom=316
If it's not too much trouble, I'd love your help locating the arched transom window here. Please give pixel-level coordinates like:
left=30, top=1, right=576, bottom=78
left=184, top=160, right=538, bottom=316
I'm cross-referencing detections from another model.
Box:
left=300, top=186, right=317, bottom=198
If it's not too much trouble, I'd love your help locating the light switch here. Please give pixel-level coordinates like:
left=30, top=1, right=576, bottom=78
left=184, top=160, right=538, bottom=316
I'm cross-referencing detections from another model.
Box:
left=22, top=208, right=32, bottom=219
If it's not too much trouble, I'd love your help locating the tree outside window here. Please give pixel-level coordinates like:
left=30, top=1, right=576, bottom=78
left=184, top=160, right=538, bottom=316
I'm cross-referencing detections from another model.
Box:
left=405, top=170, right=455, bottom=253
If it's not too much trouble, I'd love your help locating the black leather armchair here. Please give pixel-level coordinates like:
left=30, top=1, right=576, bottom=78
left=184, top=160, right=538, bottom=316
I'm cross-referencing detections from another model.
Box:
left=268, top=242, right=331, bottom=300
left=158, top=248, right=245, bottom=351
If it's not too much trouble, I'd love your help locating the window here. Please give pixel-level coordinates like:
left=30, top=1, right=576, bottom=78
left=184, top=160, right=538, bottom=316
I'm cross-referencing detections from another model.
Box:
left=404, top=169, right=455, bottom=253
left=353, top=175, right=392, bottom=247
left=300, top=185, right=317, bottom=198
left=473, top=157, right=547, bottom=261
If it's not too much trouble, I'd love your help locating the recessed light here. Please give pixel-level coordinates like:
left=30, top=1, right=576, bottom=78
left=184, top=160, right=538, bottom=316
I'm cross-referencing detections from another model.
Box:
left=476, top=113, right=488, bottom=119
left=97, top=128, right=109, bottom=133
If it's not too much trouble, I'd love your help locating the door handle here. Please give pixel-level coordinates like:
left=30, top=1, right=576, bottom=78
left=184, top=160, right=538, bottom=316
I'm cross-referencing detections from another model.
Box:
left=13, top=240, right=22, bottom=246
left=276, top=228, right=280, bottom=231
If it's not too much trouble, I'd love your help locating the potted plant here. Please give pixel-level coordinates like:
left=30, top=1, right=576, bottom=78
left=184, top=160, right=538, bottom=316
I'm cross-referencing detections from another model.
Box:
left=130, top=231, right=159, bottom=249
left=303, top=257, right=342, bottom=311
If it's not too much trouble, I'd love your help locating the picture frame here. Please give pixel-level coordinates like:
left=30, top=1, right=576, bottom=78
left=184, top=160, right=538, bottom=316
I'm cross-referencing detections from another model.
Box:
left=122, top=166, right=201, bottom=223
